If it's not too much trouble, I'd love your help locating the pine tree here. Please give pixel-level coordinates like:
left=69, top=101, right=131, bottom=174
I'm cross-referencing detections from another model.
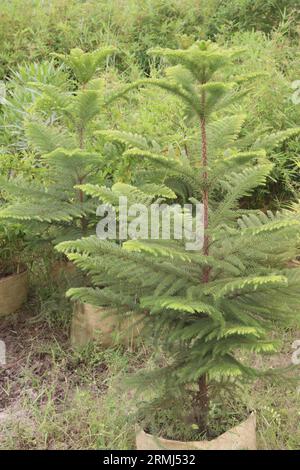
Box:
left=57, top=41, right=300, bottom=433
left=0, top=47, right=129, bottom=244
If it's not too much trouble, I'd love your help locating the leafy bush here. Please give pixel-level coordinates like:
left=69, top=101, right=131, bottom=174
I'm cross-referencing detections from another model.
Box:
left=0, top=0, right=206, bottom=78
left=58, top=41, right=300, bottom=436
left=0, top=47, right=129, bottom=245
left=217, top=29, right=300, bottom=205
left=0, top=60, right=68, bottom=151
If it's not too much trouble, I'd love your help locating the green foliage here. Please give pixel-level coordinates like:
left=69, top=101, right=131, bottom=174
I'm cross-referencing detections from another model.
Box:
left=1, top=1, right=298, bottom=202
left=0, top=0, right=211, bottom=79
left=58, top=41, right=300, bottom=434
left=0, top=0, right=299, bottom=448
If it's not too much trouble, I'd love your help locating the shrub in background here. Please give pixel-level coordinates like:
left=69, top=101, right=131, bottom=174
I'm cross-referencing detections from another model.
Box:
left=0, top=47, right=130, bottom=245
left=207, top=0, right=300, bottom=38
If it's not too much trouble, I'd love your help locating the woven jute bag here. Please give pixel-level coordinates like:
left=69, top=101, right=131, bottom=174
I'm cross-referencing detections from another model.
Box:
left=136, top=412, right=257, bottom=450
left=0, top=269, right=29, bottom=316
left=71, top=302, right=142, bottom=348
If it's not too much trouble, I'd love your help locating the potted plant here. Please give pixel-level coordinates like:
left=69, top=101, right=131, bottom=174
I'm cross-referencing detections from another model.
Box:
left=57, top=41, right=300, bottom=449
left=0, top=222, right=29, bottom=316
left=0, top=47, right=134, bottom=343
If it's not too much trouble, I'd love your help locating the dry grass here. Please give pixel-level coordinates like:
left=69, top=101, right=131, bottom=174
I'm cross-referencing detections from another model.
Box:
left=1, top=298, right=300, bottom=449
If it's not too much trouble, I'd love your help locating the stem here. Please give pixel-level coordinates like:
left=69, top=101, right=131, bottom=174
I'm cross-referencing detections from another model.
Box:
left=197, top=375, right=209, bottom=429
left=78, top=174, right=87, bottom=234
left=200, top=90, right=210, bottom=283
left=77, top=90, right=87, bottom=234
left=193, top=89, right=210, bottom=430
left=77, top=175, right=88, bottom=235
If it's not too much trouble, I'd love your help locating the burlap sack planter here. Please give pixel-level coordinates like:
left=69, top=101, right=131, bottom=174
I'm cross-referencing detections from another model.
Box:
left=136, top=412, right=256, bottom=450
left=0, top=268, right=29, bottom=317
left=71, top=302, right=142, bottom=348
left=51, top=260, right=77, bottom=282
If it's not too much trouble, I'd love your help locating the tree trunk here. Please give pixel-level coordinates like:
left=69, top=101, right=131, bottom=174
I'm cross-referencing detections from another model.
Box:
left=193, top=90, right=210, bottom=430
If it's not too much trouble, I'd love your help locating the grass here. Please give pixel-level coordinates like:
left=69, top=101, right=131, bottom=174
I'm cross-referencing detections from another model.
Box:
left=0, top=265, right=139, bottom=449
left=0, top=277, right=300, bottom=449
left=0, top=0, right=300, bottom=451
